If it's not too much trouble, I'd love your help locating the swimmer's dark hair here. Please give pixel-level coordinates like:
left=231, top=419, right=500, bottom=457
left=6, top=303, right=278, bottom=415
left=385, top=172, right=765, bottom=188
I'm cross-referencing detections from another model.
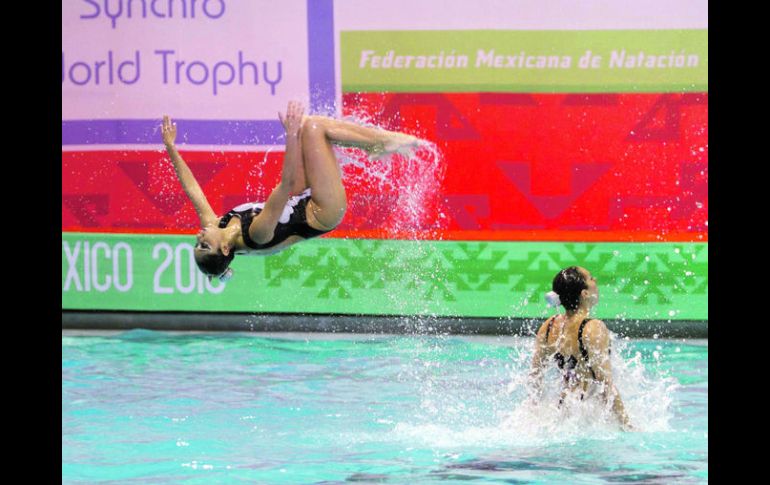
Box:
left=195, top=251, right=235, bottom=280
left=552, top=266, right=588, bottom=311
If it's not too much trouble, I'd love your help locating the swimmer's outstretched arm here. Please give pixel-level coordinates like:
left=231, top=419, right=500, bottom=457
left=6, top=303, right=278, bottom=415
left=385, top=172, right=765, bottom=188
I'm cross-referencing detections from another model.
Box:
left=585, top=320, right=633, bottom=431
left=248, top=101, right=305, bottom=244
left=161, top=115, right=218, bottom=227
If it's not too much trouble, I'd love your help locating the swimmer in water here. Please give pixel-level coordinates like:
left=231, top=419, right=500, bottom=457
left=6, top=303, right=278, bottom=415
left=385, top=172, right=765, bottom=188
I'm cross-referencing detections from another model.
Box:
left=528, top=266, right=633, bottom=431
left=161, top=101, right=421, bottom=282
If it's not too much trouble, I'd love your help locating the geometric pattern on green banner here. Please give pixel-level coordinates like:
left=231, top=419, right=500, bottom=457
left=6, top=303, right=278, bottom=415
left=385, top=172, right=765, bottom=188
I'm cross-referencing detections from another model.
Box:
left=62, top=233, right=707, bottom=321
left=341, top=29, right=708, bottom=93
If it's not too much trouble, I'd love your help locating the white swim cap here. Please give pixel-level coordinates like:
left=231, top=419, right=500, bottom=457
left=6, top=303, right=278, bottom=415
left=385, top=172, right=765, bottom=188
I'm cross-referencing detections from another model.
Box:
left=545, top=291, right=561, bottom=308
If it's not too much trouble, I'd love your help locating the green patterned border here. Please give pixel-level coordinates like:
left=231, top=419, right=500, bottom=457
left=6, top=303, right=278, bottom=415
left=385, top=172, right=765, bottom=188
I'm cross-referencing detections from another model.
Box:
left=341, top=29, right=707, bottom=93
left=62, top=233, right=707, bottom=321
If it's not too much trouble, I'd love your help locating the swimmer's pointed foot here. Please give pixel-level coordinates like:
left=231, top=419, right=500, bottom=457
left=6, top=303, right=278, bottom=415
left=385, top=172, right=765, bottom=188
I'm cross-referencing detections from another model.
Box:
left=370, top=132, right=423, bottom=160
left=386, top=132, right=422, bottom=154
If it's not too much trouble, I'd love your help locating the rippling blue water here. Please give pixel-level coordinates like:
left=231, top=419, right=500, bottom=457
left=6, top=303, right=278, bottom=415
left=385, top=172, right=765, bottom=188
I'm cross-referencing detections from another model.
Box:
left=62, top=330, right=707, bottom=483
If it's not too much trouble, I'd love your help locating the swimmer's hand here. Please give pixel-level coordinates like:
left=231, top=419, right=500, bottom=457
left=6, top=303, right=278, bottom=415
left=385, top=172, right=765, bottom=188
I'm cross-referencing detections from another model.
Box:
left=161, top=115, right=177, bottom=147
left=278, top=101, right=304, bottom=138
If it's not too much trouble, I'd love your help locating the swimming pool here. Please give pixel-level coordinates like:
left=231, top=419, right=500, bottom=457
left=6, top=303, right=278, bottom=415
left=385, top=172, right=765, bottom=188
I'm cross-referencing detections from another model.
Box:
left=62, top=330, right=707, bottom=483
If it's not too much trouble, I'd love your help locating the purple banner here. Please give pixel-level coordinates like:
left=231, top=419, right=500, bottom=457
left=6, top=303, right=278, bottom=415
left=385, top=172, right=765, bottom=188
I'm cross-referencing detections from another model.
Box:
left=61, top=119, right=285, bottom=146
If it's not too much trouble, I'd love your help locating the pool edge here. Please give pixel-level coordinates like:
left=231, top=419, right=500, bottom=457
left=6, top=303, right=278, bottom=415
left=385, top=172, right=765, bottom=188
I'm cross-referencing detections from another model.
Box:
left=61, top=311, right=708, bottom=338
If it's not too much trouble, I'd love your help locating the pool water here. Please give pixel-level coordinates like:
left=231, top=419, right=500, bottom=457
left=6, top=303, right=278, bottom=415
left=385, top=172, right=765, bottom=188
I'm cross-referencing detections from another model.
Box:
left=62, top=330, right=708, bottom=483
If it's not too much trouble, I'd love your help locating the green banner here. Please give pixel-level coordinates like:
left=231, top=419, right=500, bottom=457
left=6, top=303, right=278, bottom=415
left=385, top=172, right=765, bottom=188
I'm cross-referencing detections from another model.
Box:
left=62, top=233, right=707, bottom=320
left=341, top=29, right=707, bottom=93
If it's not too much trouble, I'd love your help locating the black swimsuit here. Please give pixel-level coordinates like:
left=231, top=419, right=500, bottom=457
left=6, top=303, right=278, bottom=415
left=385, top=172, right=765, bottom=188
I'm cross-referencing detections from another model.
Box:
left=545, top=317, right=597, bottom=383
left=545, top=317, right=612, bottom=405
left=218, top=191, right=331, bottom=251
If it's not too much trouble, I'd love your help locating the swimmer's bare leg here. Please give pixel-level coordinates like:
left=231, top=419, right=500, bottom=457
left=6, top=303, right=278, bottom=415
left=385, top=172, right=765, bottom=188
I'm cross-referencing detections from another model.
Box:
left=302, top=115, right=421, bottom=157
left=299, top=119, right=348, bottom=230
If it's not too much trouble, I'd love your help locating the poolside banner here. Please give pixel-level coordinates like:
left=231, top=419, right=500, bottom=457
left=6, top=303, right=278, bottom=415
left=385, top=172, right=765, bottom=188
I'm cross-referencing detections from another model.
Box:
left=63, top=93, right=708, bottom=241
left=62, top=233, right=707, bottom=320
left=62, top=0, right=708, bottom=322
left=341, top=30, right=707, bottom=93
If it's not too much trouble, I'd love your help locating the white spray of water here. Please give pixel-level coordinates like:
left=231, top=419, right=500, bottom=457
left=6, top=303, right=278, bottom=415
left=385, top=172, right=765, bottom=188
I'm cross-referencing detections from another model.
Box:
left=333, top=133, right=446, bottom=237
left=385, top=336, right=678, bottom=450
left=245, top=148, right=271, bottom=202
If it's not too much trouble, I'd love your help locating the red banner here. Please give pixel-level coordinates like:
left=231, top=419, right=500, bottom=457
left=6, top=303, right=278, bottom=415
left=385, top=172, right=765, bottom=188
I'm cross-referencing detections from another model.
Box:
left=62, top=93, right=707, bottom=242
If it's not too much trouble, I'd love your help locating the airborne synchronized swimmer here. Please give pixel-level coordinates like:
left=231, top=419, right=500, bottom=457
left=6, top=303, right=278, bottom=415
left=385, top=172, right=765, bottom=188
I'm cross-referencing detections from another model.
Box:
left=161, top=101, right=421, bottom=282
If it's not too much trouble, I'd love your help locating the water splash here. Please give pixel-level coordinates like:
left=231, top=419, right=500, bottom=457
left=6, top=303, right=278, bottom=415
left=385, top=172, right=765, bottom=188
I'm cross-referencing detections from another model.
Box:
left=334, top=132, right=446, bottom=238
left=387, top=336, right=678, bottom=450
left=244, top=147, right=272, bottom=202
